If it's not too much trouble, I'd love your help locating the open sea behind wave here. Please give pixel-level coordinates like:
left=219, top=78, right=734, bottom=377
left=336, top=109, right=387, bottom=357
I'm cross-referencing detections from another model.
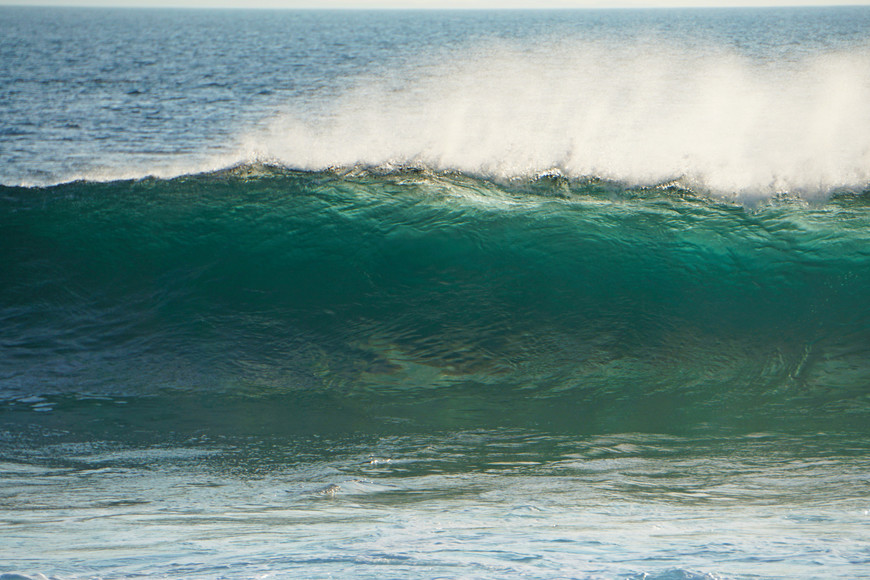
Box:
left=1, top=7, right=870, bottom=580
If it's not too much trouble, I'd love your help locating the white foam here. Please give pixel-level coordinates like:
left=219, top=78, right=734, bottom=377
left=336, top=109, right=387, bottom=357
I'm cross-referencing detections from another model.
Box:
left=240, top=39, right=870, bottom=199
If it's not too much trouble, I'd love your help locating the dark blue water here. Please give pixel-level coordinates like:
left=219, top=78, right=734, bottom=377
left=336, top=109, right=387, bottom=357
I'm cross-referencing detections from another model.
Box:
left=1, top=7, right=870, bottom=580
left=3, top=7, right=870, bottom=191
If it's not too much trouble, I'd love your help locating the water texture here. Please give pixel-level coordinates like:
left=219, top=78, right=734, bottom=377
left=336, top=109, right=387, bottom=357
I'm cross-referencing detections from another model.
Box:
left=1, top=6, right=870, bottom=580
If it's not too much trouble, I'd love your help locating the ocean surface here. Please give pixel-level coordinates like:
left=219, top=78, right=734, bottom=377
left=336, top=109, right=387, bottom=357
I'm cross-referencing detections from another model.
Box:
left=2, top=6, right=870, bottom=580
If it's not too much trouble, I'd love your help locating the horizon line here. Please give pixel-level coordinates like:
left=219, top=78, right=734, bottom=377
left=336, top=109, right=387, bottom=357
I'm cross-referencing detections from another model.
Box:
left=3, top=1, right=870, bottom=10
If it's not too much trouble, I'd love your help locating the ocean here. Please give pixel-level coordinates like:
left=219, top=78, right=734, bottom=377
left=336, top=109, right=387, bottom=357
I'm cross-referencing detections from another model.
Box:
left=1, top=6, right=869, bottom=580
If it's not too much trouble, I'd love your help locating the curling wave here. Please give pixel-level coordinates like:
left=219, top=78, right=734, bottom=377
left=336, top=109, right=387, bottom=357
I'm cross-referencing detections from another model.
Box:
left=1, top=165, right=869, bottom=433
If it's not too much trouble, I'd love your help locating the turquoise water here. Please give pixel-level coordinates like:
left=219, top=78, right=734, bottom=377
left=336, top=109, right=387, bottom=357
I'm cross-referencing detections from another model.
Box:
left=2, top=7, right=870, bottom=580
left=3, top=168, right=870, bottom=433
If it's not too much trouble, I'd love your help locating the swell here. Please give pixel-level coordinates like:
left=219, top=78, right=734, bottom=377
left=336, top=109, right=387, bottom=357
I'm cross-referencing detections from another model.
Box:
left=2, top=166, right=869, bottom=433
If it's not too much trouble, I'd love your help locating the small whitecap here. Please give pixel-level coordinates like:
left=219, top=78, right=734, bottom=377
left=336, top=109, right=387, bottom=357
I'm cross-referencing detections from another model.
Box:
left=17, top=396, right=45, bottom=404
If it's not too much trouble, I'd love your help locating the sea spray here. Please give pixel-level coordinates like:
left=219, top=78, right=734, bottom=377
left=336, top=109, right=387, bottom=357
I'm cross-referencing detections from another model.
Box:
left=245, top=40, right=870, bottom=198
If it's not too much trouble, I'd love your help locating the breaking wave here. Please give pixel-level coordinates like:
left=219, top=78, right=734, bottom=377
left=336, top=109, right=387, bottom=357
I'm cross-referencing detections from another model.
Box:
left=2, top=165, right=869, bottom=434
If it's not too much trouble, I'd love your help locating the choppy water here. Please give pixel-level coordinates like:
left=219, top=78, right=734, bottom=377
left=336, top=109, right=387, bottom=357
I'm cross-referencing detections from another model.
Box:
left=1, top=6, right=870, bottom=580
left=2, top=430, right=870, bottom=580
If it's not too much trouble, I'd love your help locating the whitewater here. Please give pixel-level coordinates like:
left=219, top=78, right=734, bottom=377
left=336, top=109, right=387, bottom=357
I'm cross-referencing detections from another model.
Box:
left=245, top=41, right=870, bottom=197
left=1, top=6, right=870, bottom=580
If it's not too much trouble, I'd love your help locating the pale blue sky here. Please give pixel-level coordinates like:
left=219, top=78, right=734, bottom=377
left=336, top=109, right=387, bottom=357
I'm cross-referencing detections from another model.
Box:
left=2, top=0, right=869, bottom=8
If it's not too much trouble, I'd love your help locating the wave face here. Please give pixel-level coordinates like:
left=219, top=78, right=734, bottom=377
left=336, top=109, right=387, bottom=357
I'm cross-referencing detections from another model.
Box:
left=2, top=166, right=869, bottom=434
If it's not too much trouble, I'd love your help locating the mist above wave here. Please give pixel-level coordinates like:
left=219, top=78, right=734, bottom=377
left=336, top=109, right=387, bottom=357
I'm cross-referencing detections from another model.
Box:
left=242, top=39, right=870, bottom=199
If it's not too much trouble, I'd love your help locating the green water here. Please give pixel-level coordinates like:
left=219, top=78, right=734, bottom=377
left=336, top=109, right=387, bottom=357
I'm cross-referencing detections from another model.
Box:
left=3, top=167, right=869, bottom=435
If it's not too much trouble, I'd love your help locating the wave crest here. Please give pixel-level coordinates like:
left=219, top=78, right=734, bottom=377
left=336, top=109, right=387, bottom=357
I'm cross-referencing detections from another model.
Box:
left=241, top=39, right=870, bottom=199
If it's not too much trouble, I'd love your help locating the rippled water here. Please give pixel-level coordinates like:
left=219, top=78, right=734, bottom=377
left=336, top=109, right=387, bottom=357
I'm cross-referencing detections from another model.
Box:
left=2, top=430, right=869, bottom=579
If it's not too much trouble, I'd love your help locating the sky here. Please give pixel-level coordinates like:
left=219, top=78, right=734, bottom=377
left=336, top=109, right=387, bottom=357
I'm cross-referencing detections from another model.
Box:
left=2, top=0, right=870, bottom=8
